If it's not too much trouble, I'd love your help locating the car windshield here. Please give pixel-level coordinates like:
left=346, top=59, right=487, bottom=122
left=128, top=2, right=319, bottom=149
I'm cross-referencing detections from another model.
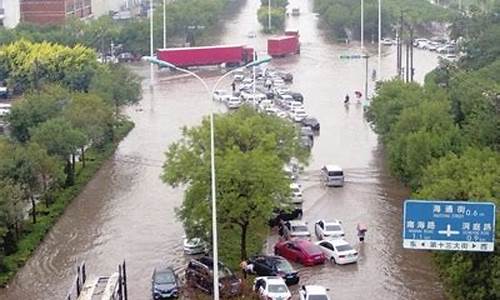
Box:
left=268, top=284, right=288, bottom=293
left=325, top=225, right=341, bottom=231
left=292, top=225, right=308, bottom=232
left=275, top=259, right=293, bottom=273
left=335, top=244, right=353, bottom=252
left=292, top=187, right=300, bottom=193
left=328, top=171, right=343, bottom=176
left=309, top=295, right=329, bottom=300
left=155, top=271, right=175, bottom=284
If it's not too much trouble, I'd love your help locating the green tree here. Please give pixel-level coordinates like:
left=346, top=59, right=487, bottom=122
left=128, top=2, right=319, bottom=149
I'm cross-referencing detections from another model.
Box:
left=64, top=93, right=113, bottom=167
left=258, top=7, right=286, bottom=32
left=0, top=179, right=24, bottom=256
left=163, top=107, right=306, bottom=264
left=6, top=85, right=71, bottom=143
left=30, top=118, right=87, bottom=186
left=90, top=64, right=141, bottom=116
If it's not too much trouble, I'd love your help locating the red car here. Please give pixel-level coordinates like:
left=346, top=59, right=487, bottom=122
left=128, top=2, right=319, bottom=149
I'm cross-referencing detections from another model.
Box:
left=274, top=239, right=326, bottom=266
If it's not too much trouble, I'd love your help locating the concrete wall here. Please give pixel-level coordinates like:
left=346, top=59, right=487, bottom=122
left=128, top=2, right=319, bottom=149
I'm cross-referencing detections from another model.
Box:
left=91, top=0, right=131, bottom=17
left=20, top=0, right=92, bottom=25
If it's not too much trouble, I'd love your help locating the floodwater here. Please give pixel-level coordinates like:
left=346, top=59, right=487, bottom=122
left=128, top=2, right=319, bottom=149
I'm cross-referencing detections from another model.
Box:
left=0, top=0, right=446, bottom=299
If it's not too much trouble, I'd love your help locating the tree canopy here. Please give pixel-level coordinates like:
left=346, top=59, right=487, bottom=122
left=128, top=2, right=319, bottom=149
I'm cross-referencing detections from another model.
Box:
left=163, top=107, right=308, bottom=266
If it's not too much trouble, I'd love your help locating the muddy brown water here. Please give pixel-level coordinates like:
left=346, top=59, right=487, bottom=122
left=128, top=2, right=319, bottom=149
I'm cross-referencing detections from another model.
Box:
left=0, top=0, right=446, bottom=299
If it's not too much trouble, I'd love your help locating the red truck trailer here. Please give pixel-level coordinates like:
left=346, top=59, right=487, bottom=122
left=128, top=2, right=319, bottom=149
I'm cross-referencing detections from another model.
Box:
left=156, top=45, right=254, bottom=68
left=267, top=34, right=300, bottom=57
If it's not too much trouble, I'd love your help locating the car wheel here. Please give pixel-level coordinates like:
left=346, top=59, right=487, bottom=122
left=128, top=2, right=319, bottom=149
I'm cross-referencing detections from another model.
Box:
left=331, top=257, right=336, bottom=264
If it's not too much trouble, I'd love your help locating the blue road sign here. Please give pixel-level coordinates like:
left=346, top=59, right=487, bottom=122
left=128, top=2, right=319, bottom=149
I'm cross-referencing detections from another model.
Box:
left=403, top=200, right=496, bottom=252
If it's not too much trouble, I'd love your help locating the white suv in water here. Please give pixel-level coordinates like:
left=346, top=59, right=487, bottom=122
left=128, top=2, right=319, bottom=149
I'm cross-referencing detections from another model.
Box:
left=320, top=165, right=344, bottom=187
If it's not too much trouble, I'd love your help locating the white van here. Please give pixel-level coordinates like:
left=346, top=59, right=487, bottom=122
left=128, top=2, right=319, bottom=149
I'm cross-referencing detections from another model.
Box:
left=320, top=165, right=344, bottom=187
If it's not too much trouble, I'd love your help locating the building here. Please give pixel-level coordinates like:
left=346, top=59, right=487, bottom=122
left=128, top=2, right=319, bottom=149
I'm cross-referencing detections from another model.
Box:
left=0, top=0, right=21, bottom=28
left=20, top=0, right=92, bottom=25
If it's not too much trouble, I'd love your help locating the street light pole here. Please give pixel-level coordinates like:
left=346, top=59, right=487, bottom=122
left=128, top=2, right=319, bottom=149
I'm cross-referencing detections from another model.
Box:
left=163, top=0, right=166, bottom=49
left=364, top=55, right=369, bottom=102
left=149, top=0, right=154, bottom=88
left=268, top=0, right=271, bottom=32
left=378, top=0, right=381, bottom=79
left=361, top=0, right=364, bottom=49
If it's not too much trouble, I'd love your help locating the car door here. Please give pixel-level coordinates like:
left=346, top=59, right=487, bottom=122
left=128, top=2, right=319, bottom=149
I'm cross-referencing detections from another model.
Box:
left=254, top=258, right=267, bottom=275
left=319, top=241, right=335, bottom=259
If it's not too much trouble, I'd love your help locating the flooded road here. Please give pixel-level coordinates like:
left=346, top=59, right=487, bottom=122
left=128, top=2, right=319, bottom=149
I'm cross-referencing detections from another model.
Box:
left=0, top=0, right=445, bottom=299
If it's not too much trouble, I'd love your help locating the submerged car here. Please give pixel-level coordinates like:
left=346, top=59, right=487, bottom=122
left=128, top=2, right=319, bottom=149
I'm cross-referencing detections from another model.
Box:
left=183, top=237, right=208, bottom=255
left=302, top=117, right=320, bottom=131
left=274, top=239, right=326, bottom=266
left=152, top=266, right=179, bottom=299
left=314, top=219, right=345, bottom=240
left=185, top=256, right=242, bottom=296
left=316, top=239, right=358, bottom=265
left=281, top=220, right=310, bottom=239
left=299, top=285, right=330, bottom=300
left=254, top=276, right=292, bottom=300
left=248, top=255, right=300, bottom=285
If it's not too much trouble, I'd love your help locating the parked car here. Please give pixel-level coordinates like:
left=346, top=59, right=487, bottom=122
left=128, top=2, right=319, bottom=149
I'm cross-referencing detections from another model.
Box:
left=234, top=73, right=245, bottom=82
left=300, top=126, right=314, bottom=141
left=314, top=220, right=345, bottom=240
left=381, top=38, right=393, bottom=46
left=290, top=183, right=303, bottom=204
left=302, top=117, right=320, bottom=131
left=289, top=92, right=304, bottom=102
left=254, top=276, right=292, bottom=300
left=316, top=239, right=358, bottom=265
left=247, top=31, right=257, bottom=38
left=287, top=101, right=304, bottom=112
left=183, top=237, right=207, bottom=255
left=0, top=86, right=8, bottom=99
left=185, top=257, right=242, bottom=296
left=437, top=44, right=456, bottom=54
left=277, top=71, right=294, bottom=82
left=300, top=136, right=313, bottom=150
left=281, top=220, right=310, bottom=239
left=320, top=165, right=344, bottom=187
left=248, top=255, right=299, bottom=285
left=299, top=285, right=330, bottom=300
left=213, top=90, right=232, bottom=102
left=152, top=266, right=179, bottom=299
left=292, top=109, right=308, bottom=122
left=226, top=96, right=242, bottom=109
left=274, top=240, right=326, bottom=266
left=268, top=207, right=303, bottom=227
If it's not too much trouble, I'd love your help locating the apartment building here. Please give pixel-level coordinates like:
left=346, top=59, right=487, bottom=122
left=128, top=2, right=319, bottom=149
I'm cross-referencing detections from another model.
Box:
left=20, top=0, right=92, bottom=25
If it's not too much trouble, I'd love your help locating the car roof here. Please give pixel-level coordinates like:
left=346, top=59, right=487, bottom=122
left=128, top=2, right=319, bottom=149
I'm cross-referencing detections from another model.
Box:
left=324, top=164, right=342, bottom=171
left=154, top=265, right=175, bottom=274
left=288, top=220, right=307, bottom=226
left=321, top=220, right=342, bottom=226
left=304, top=285, right=328, bottom=294
left=256, top=276, right=286, bottom=284
left=322, top=239, right=350, bottom=247
left=290, top=183, right=301, bottom=188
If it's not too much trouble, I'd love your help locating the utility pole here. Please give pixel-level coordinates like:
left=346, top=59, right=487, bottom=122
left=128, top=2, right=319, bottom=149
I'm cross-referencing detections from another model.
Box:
left=364, top=55, right=369, bottom=102
left=268, top=0, right=271, bottom=32
left=149, top=0, right=154, bottom=88
left=410, top=26, right=414, bottom=82
left=396, top=26, right=400, bottom=79
left=398, top=11, right=404, bottom=80
left=405, top=39, right=409, bottom=82
left=361, top=0, right=364, bottom=49
left=163, top=0, right=166, bottom=48
left=378, top=0, right=382, bottom=79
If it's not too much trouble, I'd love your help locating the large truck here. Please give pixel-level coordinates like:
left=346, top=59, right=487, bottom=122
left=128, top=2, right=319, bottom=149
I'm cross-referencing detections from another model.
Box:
left=156, top=45, right=255, bottom=68
left=267, top=31, right=300, bottom=57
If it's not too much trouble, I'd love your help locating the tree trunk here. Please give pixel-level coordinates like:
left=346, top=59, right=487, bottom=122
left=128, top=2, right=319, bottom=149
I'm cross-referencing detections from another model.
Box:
left=64, top=159, right=74, bottom=186
left=72, top=153, right=76, bottom=173
left=31, top=195, right=36, bottom=224
left=81, top=146, right=86, bottom=168
left=239, top=222, right=249, bottom=261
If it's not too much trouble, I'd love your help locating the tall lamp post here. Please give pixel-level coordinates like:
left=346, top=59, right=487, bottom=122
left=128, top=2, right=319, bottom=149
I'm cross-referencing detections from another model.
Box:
left=268, top=0, right=272, bottom=31
left=378, top=0, right=381, bottom=79
left=143, top=55, right=271, bottom=300
left=149, top=0, right=154, bottom=88
left=361, top=0, right=364, bottom=49
left=163, top=0, right=167, bottom=48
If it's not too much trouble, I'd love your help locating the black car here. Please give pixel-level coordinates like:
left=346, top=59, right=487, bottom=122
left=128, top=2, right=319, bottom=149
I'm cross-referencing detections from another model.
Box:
left=185, top=256, right=242, bottom=297
left=268, top=207, right=303, bottom=227
left=277, top=71, right=294, bottom=82
left=248, top=255, right=300, bottom=285
left=289, top=92, right=304, bottom=103
left=152, top=266, right=179, bottom=299
left=300, top=126, right=314, bottom=141
left=302, top=117, right=320, bottom=131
